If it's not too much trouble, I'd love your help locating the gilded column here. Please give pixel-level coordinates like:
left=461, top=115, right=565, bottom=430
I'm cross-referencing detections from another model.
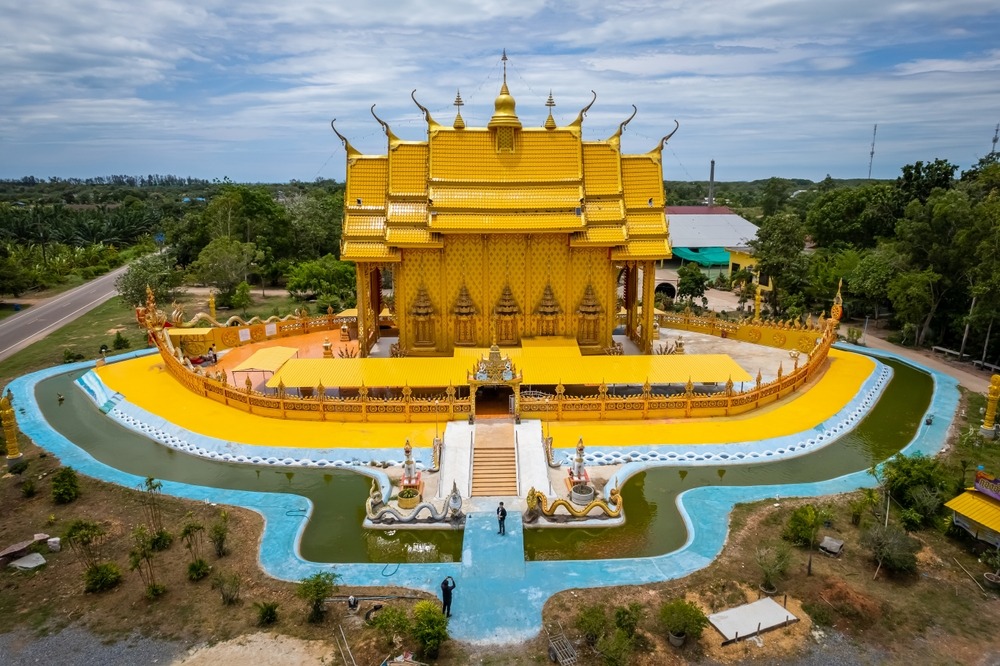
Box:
left=356, top=263, right=370, bottom=357
left=982, top=374, right=1000, bottom=439
left=2, top=393, right=22, bottom=467
left=642, top=261, right=656, bottom=354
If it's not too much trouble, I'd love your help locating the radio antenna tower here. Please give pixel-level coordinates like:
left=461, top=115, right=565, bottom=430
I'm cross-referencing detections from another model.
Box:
left=991, top=123, right=999, bottom=158
left=867, top=124, right=878, bottom=180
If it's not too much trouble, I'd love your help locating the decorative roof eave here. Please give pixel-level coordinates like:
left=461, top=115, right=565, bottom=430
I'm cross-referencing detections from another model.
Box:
left=330, top=119, right=361, bottom=158
left=606, top=105, right=637, bottom=142
left=412, top=90, right=442, bottom=132
left=648, top=120, right=680, bottom=155
left=370, top=104, right=401, bottom=147
left=569, top=90, right=597, bottom=128
left=340, top=241, right=402, bottom=263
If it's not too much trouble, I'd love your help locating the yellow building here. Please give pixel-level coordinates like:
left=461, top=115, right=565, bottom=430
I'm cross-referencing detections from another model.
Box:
left=726, top=247, right=773, bottom=292
left=333, top=57, right=676, bottom=357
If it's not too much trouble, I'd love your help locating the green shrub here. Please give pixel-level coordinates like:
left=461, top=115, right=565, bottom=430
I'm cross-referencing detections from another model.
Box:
left=112, top=331, right=131, bottom=350
left=397, top=487, right=418, bottom=499
left=596, top=628, right=634, bottom=666
left=659, top=599, right=709, bottom=640
left=21, top=478, right=37, bottom=498
left=84, top=562, right=122, bottom=593
left=411, top=599, right=448, bottom=659
left=899, top=507, right=923, bottom=532
left=861, top=523, right=919, bottom=575
left=9, top=459, right=28, bottom=475
left=209, top=511, right=230, bottom=557
left=150, top=529, right=173, bottom=551
left=370, top=605, right=411, bottom=646
left=51, top=467, right=81, bottom=504
left=575, top=603, right=607, bottom=646
left=254, top=601, right=279, bottom=626
left=802, top=601, right=834, bottom=626
left=782, top=504, right=831, bottom=548
left=613, top=603, right=644, bottom=640
left=187, top=558, right=211, bottom=581
left=213, top=571, right=242, bottom=605
left=62, top=348, right=86, bottom=363
left=297, top=571, right=339, bottom=623
left=145, top=583, right=167, bottom=599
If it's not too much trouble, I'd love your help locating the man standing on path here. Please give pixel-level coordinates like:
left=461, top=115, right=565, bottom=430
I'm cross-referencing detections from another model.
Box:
left=497, top=501, right=507, bottom=535
left=440, top=576, right=455, bottom=617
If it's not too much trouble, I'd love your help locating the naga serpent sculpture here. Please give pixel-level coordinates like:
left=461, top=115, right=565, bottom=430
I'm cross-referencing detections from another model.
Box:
left=366, top=479, right=465, bottom=525
left=524, top=486, right=622, bottom=521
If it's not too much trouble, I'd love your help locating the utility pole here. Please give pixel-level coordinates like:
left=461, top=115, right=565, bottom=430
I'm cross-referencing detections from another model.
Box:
left=867, top=124, right=878, bottom=180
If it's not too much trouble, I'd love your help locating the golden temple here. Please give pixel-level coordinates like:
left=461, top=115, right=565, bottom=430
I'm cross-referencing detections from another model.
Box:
left=332, top=53, right=677, bottom=357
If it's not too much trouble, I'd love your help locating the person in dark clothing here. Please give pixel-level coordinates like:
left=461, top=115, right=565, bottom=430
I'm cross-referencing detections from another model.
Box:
left=440, top=576, right=456, bottom=617
left=497, top=501, right=507, bottom=535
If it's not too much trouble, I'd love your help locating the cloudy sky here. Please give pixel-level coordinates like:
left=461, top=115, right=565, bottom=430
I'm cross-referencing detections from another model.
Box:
left=2, top=1, right=998, bottom=184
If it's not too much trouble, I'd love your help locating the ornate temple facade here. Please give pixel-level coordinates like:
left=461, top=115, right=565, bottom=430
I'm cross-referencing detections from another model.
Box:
left=333, top=59, right=676, bottom=357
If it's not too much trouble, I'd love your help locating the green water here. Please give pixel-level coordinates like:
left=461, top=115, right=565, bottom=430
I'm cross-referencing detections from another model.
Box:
left=37, top=356, right=931, bottom=563
left=37, top=371, right=464, bottom=564
left=524, top=358, right=932, bottom=560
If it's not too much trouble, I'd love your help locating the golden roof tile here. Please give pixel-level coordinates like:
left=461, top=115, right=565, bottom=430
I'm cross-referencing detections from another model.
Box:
left=582, top=199, right=624, bottom=223
left=340, top=241, right=401, bottom=262
left=429, top=184, right=581, bottom=210
left=343, top=216, right=386, bottom=238
left=346, top=157, right=388, bottom=208
left=387, top=201, right=428, bottom=223
left=622, top=156, right=664, bottom=209
left=626, top=210, right=668, bottom=237
left=582, top=143, right=622, bottom=196
left=388, top=143, right=428, bottom=196
left=570, top=225, right=627, bottom=246
left=429, top=212, right=585, bottom=232
left=610, top=238, right=671, bottom=261
left=429, top=130, right=582, bottom=182
left=385, top=227, right=443, bottom=248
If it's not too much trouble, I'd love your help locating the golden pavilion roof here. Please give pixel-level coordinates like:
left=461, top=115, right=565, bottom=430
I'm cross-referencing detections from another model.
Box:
left=335, top=60, right=674, bottom=260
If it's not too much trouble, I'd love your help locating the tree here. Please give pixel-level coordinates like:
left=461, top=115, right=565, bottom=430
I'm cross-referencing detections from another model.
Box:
left=861, top=523, right=919, bottom=577
left=896, top=158, right=957, bottom=205
left=850, top=243, right=904, bottom=323
left=190, top=237, right=259, bottom=304
left=297, top=571, right=339, bottom=623
left=806, top=184, right=899, bottom=249
left=759, top=177, right=791, bottom=217
left=115, top=251, right=184, bottom=308
left=891, top=189, right=976, bottom=345
left=783, top=503, right=832, bottom=549
left=676, top=262, right=710, bottom=305
left=231, top=281, right=253, bottom=318
left=285, top=254, right=356, bottom=310
left=747, top=213, right=808, bottom=315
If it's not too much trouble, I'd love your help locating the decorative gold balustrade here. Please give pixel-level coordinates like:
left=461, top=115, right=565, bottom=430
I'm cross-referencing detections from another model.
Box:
left=137, top=289, right=838, bottom=424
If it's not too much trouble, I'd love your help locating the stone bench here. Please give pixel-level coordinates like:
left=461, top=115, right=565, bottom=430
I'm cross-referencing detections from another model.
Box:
left=932, top=346, right=966, bottom=360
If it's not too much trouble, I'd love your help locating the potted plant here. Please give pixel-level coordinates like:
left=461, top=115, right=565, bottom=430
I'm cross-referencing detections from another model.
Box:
left=659, top=598, right=709, bottom=647
left=983, top=548, right=1000, bottom=590
left=397, top=487, right=420, bottom=510
left=570, top=483, right=595, bottom=505
left=755, top=542, right=791, bottom=595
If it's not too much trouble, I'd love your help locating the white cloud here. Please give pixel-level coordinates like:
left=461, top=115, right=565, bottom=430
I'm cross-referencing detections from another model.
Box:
left=1, top=1, right=999, bottom=182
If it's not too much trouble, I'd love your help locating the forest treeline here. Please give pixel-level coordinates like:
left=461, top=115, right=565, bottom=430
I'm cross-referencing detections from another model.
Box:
left=2, top=156, right=999, bottom=361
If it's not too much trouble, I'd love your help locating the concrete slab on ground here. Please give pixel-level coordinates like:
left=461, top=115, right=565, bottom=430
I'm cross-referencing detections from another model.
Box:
left=709, top=597, right=799, bottom=644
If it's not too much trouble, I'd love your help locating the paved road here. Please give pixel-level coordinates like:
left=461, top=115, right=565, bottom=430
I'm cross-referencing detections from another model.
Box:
left=0, top=264, right=129, bottom=363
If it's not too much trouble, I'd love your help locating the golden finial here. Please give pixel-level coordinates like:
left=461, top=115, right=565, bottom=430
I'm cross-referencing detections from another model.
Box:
left=544, top=90, right=556, bottom=130
left=501, top=48, right=508, bottom=84
left=831, top=278, right=844, bottom=322
left=453, top=90, right=465, bottom=130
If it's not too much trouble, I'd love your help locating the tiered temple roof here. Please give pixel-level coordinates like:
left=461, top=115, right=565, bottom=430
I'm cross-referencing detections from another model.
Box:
left=333, top=60, right=674, bottom=263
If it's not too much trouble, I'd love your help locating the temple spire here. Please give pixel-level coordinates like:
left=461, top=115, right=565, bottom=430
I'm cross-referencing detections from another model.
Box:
left=489, top=50, right=521, bottom=130
left=453, top=90, right=466, bottom=130
left=544, top=91, right=556, bottom=130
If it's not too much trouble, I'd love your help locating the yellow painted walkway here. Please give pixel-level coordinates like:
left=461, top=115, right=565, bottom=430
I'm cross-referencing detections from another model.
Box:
left=94, top=349, right=874, bottom=450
